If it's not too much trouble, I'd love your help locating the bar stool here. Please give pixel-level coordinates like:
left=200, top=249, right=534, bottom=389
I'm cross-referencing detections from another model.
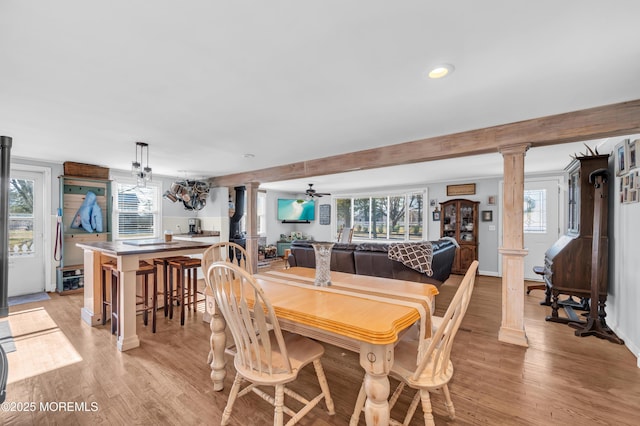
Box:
left=100, top=260, right=158, bottom=335
left=168, top=257, right=202, bottom=326
left=136, top=261, right=158, bottom=333
left=153, top=256, right=191, bottom=318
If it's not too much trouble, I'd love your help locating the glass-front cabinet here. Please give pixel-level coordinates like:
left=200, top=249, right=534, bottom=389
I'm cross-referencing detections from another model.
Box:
left=440, top=198, right=479, bottom=274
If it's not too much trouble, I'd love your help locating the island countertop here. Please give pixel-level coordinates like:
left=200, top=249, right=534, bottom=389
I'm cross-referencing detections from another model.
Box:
left=76, top=239, right=213, bottom=256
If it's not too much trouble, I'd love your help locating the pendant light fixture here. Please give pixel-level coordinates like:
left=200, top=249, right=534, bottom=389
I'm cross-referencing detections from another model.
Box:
left=131, top=141, right=152, bottom=187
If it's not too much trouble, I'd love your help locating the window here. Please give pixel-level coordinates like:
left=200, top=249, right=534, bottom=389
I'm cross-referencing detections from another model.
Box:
left=114, top=181, right=160, bottom=240
left=523, top=189, right=547, bottom=233
left=8, top=178, right=35, bottom=256
left=336, top=191, right=424, bottom=241
left=336, top=198, right=352, bottom=231
left=257, top=190, right=267, bottom=236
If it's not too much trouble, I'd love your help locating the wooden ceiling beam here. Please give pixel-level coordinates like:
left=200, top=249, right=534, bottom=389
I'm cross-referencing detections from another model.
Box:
left=211, top=99, right=640, bottom=187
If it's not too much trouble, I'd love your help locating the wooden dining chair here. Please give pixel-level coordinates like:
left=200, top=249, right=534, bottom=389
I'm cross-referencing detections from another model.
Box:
left=203, top=241, right=253, bottom=362
left=350, top=260, right=479, bottom=426
left=336, top=226, right=354, bottom=243
left=207, top=262, right=335, bottom=426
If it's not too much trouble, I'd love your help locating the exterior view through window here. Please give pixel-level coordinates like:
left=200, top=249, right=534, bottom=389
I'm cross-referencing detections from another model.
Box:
left=523, top=189, right=547, bottom=233
left=8, top=178, right=35, bottom=256
left=335, top=192, right=424, bottom=241
left=115, top=182, right=160, bottom=239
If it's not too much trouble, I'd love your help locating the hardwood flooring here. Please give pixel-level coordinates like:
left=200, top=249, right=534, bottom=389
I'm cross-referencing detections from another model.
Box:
left=1, top=264, right=639, bottom=425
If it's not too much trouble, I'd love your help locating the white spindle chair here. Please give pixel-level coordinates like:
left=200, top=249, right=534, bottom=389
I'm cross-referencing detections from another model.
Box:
left=350, top=260, right=479, bottom=426
left=207, top=262, right=335, bottom=426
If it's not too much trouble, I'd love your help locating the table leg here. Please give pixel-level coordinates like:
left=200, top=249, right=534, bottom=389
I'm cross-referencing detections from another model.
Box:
left=207, top=294, right=227, bottom=391
left=360, top=342, right=393, bottom=426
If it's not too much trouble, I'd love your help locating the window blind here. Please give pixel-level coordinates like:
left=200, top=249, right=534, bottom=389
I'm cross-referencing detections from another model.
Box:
left=114, top=183, right=159, bottom=239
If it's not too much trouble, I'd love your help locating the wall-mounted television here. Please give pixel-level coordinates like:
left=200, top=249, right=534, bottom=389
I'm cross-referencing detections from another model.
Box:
left=277, top=199, right=315, bottom=222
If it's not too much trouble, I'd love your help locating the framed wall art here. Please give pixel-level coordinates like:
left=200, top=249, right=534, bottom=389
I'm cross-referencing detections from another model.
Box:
left=620, top=170, right=640, bottom=204
left=446, top=183, right=476, bottom=196
left=628, top=138, right=638, bottom=170
left=481, top=210, right=493, bottom=222
left=616, top=139, right=629, bottom=176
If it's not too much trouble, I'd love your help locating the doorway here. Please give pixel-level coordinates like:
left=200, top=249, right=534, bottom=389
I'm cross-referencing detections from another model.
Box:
left=498, top=177, right=563, bottom=280
left=522, top=178, right=562, bottom=280
left=8, top=166, right=51, bottom=296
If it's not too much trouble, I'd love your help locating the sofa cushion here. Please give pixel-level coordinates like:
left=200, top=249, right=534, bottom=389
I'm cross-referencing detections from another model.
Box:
left=355, top=242, right=390, bottom=252
left=290, top=241, right=356, bottom=274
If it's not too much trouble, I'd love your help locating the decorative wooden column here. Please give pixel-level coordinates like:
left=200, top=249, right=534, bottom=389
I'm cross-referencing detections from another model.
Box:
left=244, top=181, right=260, bottom=274
left=498, top=144, right=530, bottom=347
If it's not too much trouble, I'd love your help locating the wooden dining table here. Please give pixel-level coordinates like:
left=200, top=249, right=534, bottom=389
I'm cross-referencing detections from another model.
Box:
left=76, top=239, right=213, bottom=351
left=206, top=266, right=438, bottom=426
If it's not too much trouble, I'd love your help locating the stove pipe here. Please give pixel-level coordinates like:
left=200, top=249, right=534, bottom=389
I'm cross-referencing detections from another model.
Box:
left=229, top=185, right=245, bottom=239
left=0, top=136, right=13, bottom=318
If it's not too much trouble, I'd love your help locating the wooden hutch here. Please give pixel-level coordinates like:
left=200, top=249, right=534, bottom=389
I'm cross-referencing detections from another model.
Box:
left=440, top=198, right=479, bottom=274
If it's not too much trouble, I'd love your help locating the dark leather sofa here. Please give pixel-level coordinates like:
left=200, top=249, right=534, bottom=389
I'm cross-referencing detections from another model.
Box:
left=287, top=239, right=457, bottom=287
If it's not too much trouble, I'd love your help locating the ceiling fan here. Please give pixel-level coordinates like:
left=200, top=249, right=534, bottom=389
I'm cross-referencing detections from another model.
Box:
left=305, top=183, right=331, bottom=198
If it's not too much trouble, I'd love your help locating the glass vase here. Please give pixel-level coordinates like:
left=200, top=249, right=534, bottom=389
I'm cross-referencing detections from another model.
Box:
left=312, top=242, right=334, bottom=287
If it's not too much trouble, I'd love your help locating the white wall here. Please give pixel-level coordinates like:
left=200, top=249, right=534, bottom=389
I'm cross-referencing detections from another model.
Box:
left=605, top=136, right=640, bottom=367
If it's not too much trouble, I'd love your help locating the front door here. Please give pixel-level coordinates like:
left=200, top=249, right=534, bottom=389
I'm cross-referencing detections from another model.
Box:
left=8, top=169, right=46, bottom=296
left=523, top=178, right=561, bottom=281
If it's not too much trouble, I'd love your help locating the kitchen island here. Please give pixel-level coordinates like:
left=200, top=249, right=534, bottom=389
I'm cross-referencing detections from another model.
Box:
left=77, top=239, right=213, bottom=351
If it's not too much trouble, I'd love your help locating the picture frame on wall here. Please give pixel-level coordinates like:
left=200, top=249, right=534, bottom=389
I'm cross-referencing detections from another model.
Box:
left=432, top=210, right=441, bottom=221
left=446, top=183, right=476, bottom=196
left=616, top=139, right=629, bottom=176
left=628, top=138, right=639, bottom=170
left=487, top=195, right=496, bottom=206
left=481, top=210, right=493, bottom=222
left=620, top=170, right=640, bottom=204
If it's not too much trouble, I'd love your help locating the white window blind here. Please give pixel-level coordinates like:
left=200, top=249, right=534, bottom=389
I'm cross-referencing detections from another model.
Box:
left=114, top=182, right=160, bottom=240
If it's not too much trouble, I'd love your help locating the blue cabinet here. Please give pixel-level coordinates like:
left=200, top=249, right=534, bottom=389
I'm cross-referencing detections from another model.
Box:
left=276, top=242, right=291, bottom=257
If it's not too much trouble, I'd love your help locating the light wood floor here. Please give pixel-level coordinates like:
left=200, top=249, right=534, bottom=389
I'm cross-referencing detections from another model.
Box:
left=1, top=263, right=639, bottom=425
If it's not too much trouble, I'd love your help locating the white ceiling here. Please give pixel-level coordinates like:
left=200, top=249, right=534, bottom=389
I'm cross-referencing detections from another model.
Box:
left=2, top=1, right=639, bottom=193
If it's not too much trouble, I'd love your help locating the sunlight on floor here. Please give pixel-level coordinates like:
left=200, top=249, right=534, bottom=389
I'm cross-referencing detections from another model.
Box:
left=5, top=307, right=82, bottom=384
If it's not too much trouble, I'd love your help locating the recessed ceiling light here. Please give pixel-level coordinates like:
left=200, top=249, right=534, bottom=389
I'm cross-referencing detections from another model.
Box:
left=428, top=64, right=454, bottom=79
left=243, top=153, right=255, bottom=158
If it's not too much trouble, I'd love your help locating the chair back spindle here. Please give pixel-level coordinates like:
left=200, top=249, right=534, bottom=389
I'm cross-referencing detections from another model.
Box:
left=203, top=242, right=253, bottom=275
